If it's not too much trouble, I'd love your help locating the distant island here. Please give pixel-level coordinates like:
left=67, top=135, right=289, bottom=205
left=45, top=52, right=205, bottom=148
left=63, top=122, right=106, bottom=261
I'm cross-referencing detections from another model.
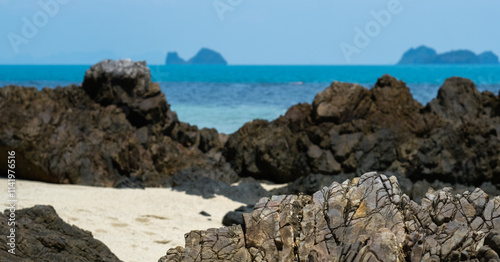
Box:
left=398, top=46, right=499, bottom=64
left=165, top=48, right=227, bottom=65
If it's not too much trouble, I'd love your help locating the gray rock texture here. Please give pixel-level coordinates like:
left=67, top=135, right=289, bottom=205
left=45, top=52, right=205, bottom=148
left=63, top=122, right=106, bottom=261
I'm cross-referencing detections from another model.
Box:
left=160, top=172, right=500, bottom=262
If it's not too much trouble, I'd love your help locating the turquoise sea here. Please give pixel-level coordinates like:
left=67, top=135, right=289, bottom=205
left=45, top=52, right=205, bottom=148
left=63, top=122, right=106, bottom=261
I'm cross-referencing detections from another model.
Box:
left=1, top=65, right=499, bottom=134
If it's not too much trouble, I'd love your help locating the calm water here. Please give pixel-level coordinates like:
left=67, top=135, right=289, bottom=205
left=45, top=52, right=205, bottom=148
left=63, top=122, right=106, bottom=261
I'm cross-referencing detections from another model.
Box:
left=1, top=65, right=499, bottom=134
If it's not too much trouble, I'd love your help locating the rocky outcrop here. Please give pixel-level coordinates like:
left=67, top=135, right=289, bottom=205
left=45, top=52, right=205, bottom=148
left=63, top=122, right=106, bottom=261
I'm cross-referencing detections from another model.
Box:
left=165, top=48, right=228, bottom=65
left=398, top=46, right=499, bottom=64
left=160, top=172, right=500, bottom=261
left=224, top=75, right=500, bottom=188
left=0, top=59, right=233, bottom=187
left=1, top=60, right=499, bottom=203
left=0, top=205, right=121, bottom=261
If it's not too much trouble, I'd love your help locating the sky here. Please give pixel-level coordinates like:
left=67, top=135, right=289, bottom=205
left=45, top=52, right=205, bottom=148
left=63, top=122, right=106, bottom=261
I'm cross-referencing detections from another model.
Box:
left=0, top=0, right=499, bottom=65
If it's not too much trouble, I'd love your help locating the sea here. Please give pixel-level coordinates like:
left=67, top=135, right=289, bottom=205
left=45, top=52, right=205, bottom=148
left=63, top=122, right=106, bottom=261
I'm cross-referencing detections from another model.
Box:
left=1, top=65, right=499, bottom=134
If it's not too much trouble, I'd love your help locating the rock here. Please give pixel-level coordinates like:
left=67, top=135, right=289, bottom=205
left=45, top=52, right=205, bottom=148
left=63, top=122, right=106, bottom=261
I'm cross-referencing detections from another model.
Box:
left=82, top=59, right=173, bottom=128
left=398, top=45, right=499, bottom=64
left=160, top=172, right=500, bottom=262
left=0, top=59, right=227, bottom=187
left=270, top=173, right=356, bottom=196
left=222, top=205, right=254, bottom=226
left=160, top=225, right=250, bottom=262
left=165, top=48, right=228, bottom=65
left=199, top=211, right=211, bottom=217
left=223, top=75, right=500, bottom=190
left=0, top=205, right=120, bottom=261
left=224, top=119, right=310, bottom=182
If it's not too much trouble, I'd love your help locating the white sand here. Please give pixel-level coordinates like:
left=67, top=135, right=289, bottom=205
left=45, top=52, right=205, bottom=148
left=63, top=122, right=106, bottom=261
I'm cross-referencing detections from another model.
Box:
left=0, top=179, right=247, bottom=262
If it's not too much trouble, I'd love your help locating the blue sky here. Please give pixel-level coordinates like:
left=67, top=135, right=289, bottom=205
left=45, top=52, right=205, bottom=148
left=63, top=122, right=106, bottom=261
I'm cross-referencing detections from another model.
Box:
left=1, top=0, right=499, bottom=65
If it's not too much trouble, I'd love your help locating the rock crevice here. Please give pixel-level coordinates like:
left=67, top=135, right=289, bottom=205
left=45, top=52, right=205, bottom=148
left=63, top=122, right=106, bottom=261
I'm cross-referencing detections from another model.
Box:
left=160, top=172, right=500, bottom=261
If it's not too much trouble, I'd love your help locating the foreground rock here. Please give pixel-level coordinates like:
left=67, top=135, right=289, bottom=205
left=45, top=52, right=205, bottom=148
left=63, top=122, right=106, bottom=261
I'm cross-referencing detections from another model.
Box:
left=224, top=75, right=500, bottom=188
left=160, top=172, right=500, bottom=261
left=0, top=205, right=121, bottom=261
left=0, top=59, right=236, bottom=188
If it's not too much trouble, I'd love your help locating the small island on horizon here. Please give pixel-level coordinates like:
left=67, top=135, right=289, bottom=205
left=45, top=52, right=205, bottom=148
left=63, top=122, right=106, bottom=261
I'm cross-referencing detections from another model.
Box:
left=166, top=48, right=228, bottom=65
left=398, top=45, right=499, bottom=65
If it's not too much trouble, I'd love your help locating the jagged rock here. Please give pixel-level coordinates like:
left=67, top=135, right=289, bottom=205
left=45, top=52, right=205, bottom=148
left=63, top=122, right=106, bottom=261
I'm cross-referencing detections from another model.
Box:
left=0, top=60, right=227, bottom=187
left=0, top=205, right=121, bottom=261
left=224, top=75, right=500, bottom=189
left=160, top=172, right=500, bottom=262
left=160, top=225, right=250, bottom=261
left=82, top=59, right=174, bottom=128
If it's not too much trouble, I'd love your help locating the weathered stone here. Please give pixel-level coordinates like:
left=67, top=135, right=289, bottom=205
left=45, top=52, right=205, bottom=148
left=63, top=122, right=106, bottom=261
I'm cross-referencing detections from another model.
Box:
left=160, top=172, right=500, bottom=262
left=224, top=75, right=500, bottom=191
left=0, top=205, right=121, bottom=261
left=0, top=60, right=228, bottom=188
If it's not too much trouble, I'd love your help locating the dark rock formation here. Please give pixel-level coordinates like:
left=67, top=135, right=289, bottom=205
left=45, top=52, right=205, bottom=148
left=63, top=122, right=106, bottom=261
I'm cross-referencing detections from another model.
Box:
left=0, top=59, right=230, bottom=187
left=160, top=172, right=500, bottom=261
left=165, top=48, right=228, bottom=65
left=0, top=205, right=121, bottom=261
left=224, top=75, right=500, bottom=189
left=82, top=59, right=173, bottom=128
left=222, top=205, right=254, bottom=226
left=1, top=59, right=499, bottom=206
left=398, top=45, right=499, bottom=64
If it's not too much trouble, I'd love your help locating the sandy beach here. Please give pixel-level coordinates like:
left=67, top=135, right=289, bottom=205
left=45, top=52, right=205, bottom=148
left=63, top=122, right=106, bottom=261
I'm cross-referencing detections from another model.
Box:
left=0, top=179, right=250, bottom=262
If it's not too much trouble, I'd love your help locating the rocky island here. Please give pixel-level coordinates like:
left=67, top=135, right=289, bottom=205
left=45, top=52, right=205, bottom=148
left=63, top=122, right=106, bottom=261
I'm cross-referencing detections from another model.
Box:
left=166, top=48, right=227, bottom=65
left=1, top=59, right=500, bottom=261
left=398, top=45, right=499, bottom=64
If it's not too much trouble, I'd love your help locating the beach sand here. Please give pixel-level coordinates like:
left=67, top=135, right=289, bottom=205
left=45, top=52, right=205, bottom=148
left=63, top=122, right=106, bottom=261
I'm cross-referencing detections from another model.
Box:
left=0, top=179, right=251, bottom=262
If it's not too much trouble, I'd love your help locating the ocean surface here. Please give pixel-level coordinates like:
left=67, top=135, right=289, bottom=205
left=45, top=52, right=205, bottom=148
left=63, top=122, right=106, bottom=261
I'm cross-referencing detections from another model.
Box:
left=1, top=65, right=499, bottom=134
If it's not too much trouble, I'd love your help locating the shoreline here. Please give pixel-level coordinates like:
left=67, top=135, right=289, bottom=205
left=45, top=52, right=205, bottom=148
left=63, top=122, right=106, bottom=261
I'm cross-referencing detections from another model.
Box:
left=0, top=178, right=244, bottom=262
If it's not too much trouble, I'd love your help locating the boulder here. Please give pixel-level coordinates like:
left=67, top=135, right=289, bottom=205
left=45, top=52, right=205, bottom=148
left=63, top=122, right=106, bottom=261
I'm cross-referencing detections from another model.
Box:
left=224, top=75, right=500, bottom=189
left=0, top=205, right=121, bottom=261
left=82, top=59, right=174, bottom=128
left=0, top=60, right=227, bottom=187
left=160, top=172, right=500, bottom=262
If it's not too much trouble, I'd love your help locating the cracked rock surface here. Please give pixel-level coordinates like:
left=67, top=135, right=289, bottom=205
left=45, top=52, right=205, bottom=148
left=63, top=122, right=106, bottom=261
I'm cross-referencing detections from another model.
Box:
left=160, top=172, right=500, bottom=261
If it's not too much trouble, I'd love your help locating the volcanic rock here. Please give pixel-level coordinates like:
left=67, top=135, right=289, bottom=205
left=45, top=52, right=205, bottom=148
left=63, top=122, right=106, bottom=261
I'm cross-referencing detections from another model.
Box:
left=0, top=205, right=121, bottom=261
left=224, top=75, right=500, bottom=189
left=160, top=172, right=500, bottom=262
left=0, top=59, right=228, bottom=187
